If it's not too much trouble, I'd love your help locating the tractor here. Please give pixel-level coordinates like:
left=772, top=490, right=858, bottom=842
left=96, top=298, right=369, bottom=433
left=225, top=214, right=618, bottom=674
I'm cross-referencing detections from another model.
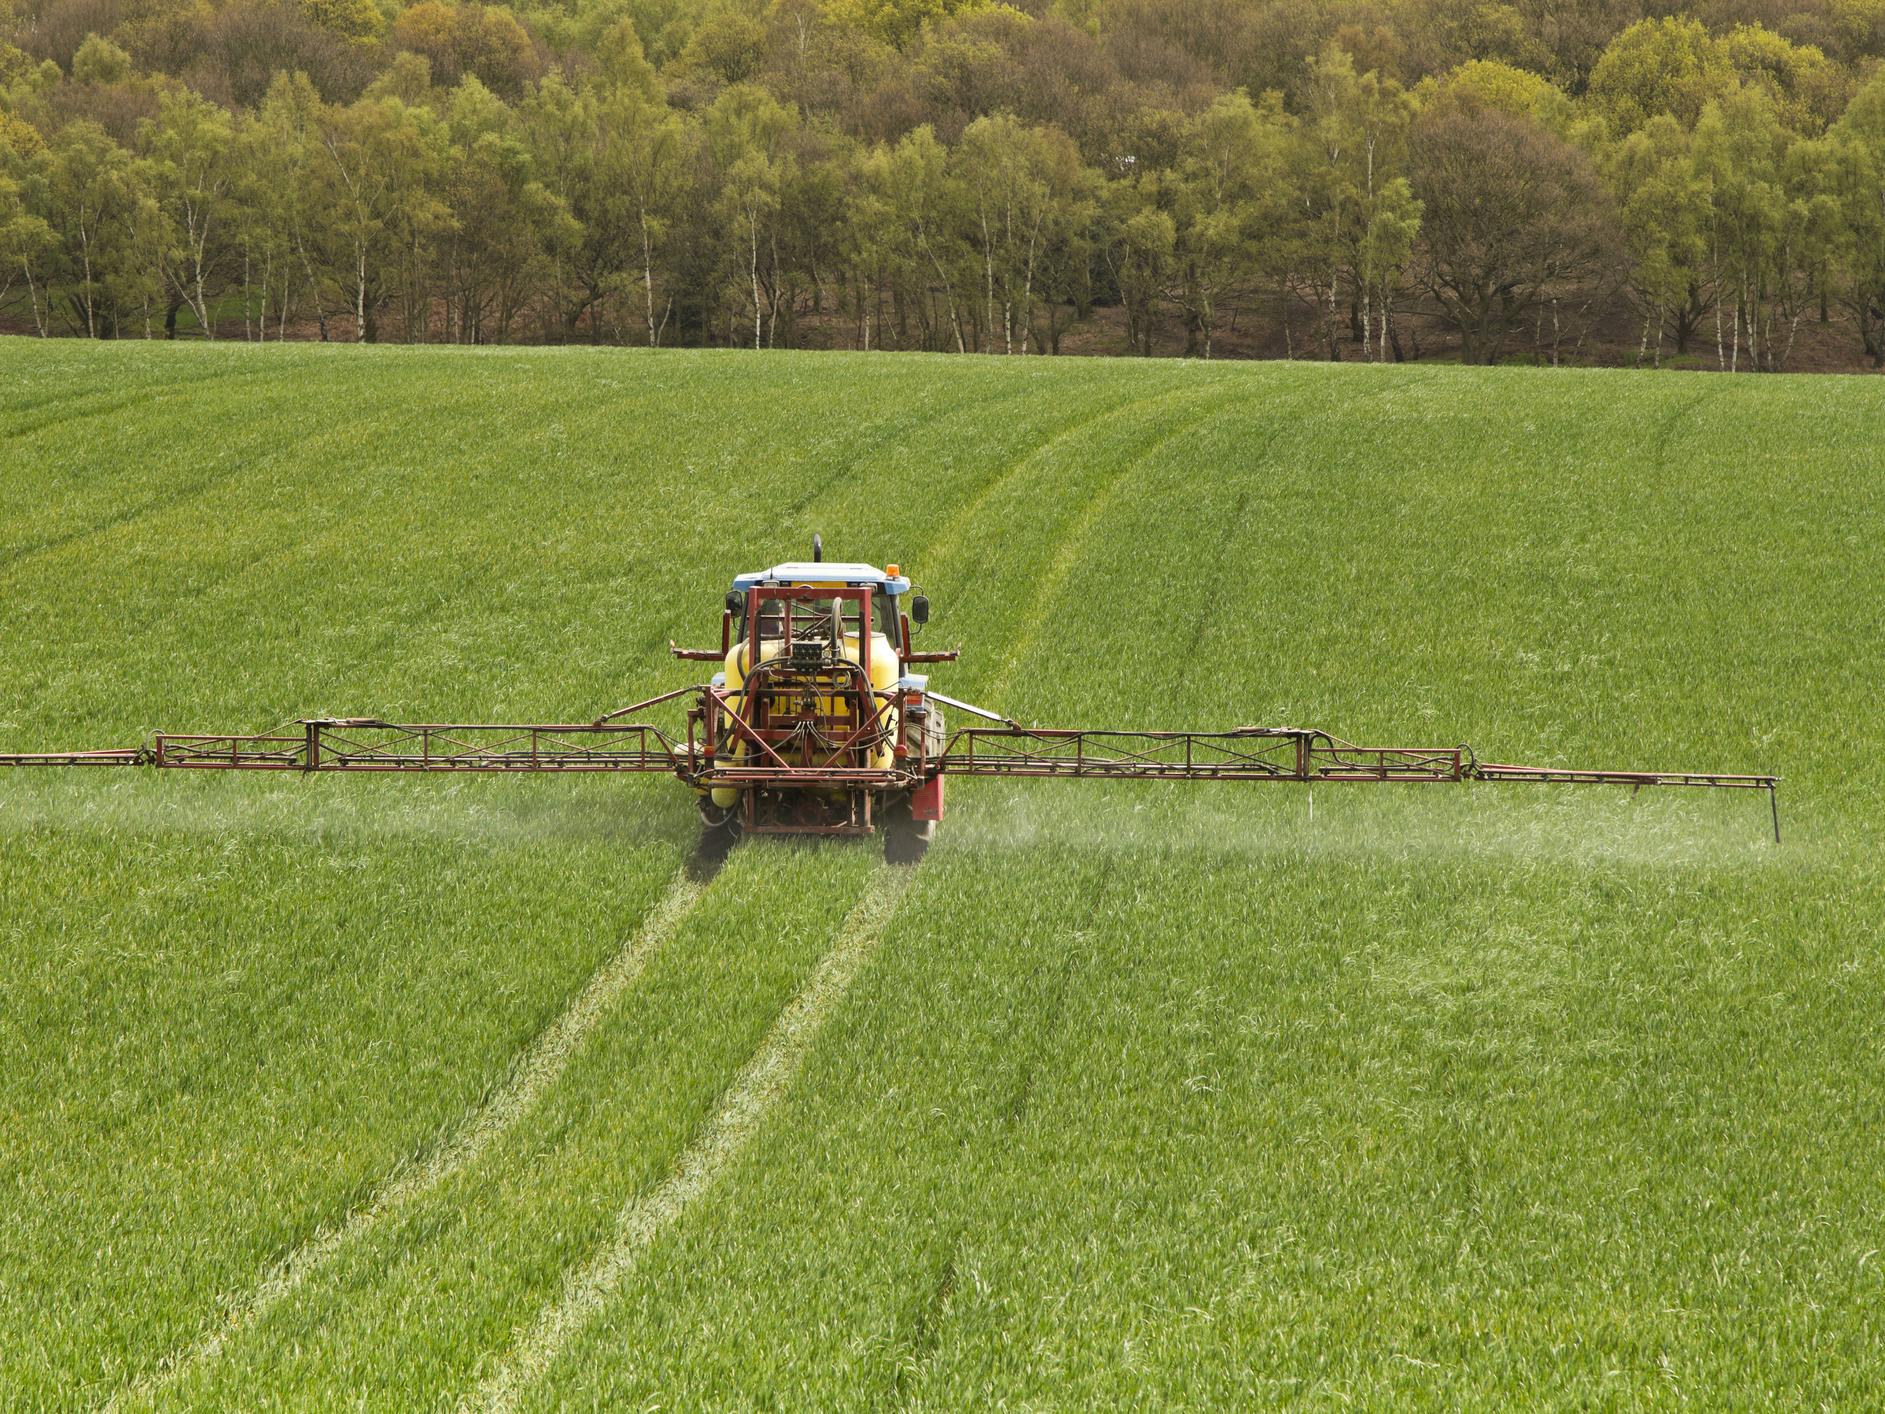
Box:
left=674, top=540, right=950, bottom=862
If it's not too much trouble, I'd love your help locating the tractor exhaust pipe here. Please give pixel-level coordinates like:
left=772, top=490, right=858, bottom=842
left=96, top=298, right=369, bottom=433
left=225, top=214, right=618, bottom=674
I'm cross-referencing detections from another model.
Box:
left=812, top=534, right=823, bottom=562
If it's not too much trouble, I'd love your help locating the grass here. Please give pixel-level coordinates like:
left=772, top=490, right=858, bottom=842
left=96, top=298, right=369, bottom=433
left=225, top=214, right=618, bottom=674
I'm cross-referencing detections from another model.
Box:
left=1, top=338, right=1880, bottom=1408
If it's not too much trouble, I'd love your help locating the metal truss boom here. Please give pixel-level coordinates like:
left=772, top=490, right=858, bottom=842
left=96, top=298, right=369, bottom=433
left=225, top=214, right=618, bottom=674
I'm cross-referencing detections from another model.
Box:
left=0, top=703, right=1781, bottom=839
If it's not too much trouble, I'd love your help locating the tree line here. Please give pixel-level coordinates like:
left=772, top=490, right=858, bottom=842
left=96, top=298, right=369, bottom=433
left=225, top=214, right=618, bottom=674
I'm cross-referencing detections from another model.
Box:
left=4, top=0, right=1885, bottom=368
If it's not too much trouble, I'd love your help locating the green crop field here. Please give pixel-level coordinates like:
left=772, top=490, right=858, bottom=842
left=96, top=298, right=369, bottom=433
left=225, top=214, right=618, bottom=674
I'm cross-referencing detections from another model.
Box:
left=3, top=339, right=1880, bottom=1409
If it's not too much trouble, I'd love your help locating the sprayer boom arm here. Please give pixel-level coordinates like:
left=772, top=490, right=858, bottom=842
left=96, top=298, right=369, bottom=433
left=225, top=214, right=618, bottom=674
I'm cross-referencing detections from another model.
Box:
left=0, top=706, right=1781, bottom=839
left=928, top=724, right=1780, bottom=838
left=0, top=720, right=690, bottom=773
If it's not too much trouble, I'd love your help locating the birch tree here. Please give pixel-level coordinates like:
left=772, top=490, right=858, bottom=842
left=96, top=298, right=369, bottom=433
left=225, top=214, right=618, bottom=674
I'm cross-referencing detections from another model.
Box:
left=706, top=84, right=796, bottom=349
left=1171, top=90, right=1293, bottom=358
left=519, top=76, right=619, bottom=339
left=953, top=114, right=1086, bottom=354
left=1606, top=115, right=1711, bottom=363
left=1298, top=44, right=1416, bottom=359
left=317, top=93, right=450, bottom=341
left=140, top=89, right=236, bottom=337
left=248, top=74, right=332, bottom=339
left=441, top=77, right=573, bottom=343
left=1693, top=87, right=1820, bottom=371
left=604, top=90, right=696, bottom=347
left=870, top=125, right=970, bottom=352
left=1101, top=182, right=1175, bottom=357
left=46, top=122, right=137, bottom=337
left=1825, top=67, right=1885, bottom=364
left=0, top=132, right=56, bottom=337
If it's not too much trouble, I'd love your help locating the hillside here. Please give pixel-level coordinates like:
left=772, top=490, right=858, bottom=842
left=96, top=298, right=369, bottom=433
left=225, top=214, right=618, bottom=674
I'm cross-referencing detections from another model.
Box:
left=2, top=340, right=1880, bottom=1406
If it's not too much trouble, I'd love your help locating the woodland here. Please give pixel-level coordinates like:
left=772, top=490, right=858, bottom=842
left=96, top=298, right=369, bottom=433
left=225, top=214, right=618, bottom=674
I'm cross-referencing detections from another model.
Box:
left=4, top=0, right=1885, bottom=366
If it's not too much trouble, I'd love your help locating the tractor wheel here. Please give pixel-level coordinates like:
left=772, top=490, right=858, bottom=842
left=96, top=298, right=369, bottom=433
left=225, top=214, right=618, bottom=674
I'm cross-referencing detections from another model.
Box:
left=882, top=796, right=932, bottom=866
left=691, top=798, right=742, bottom=879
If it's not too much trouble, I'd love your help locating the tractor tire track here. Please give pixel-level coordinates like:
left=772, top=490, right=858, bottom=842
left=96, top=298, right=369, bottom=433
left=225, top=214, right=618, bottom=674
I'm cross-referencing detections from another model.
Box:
left=916, top=374, right=1216, bottom=581
left=0, top=358, right=288, bottom=443
left=1170, top=367, right=1442, bottom=660
left=459, top=863, right=915, bottom=1414
left=274, top=377, right=1043, bottom=726
left=103, top=867, right=709, bottom=1414
left=893, top=931, right=1085, bottom=1406
left=1645, top=378, right=1730, bottom=479
left=773, top=376, right=1048, bottom=527
left=978, top=383, right=1252, bottom=703
left=4, top=387, right=555, bottom=732
left=0, top=363, right=322, bottom=574
left=6, top=443, right=298, bottom=583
